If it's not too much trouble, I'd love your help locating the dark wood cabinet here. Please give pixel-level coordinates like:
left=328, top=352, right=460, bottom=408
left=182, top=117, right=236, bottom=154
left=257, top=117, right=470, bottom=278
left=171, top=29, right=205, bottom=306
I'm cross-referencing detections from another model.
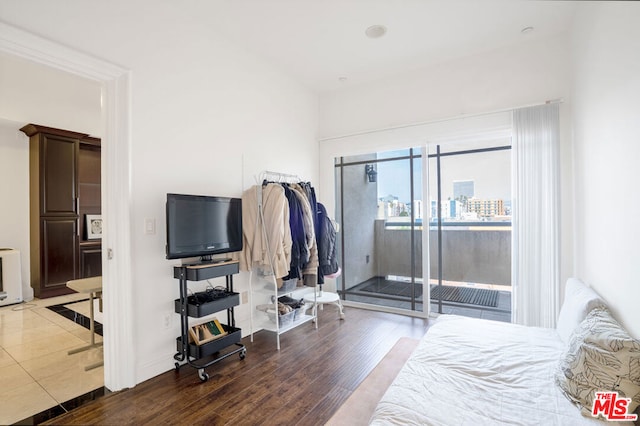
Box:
left=40, top=134, right=79, bottom=216
left=41, top=218, right=79, bottom=291
left=80, top=242, right=102, bottom=278
left=21, top=124, right=101, bottom=298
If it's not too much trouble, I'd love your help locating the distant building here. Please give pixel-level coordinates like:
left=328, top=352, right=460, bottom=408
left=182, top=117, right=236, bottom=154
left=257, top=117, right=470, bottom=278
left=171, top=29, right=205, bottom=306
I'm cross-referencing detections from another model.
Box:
left=503, top=200, right=512, bottom=215
left=448, top=199, right=460, bottom=218
left=453, top=180, right=474, bottom=199
left=413, top=200, right=423, bottom=219
left=430, top=199, right=463, bottom=220
left=378, top=195, right=410, bottom=218
left=467, top=198, right=505, bottom=218
left=380, top=194, right=398, bottom=204
left=389, top=200, right=408, bottom=217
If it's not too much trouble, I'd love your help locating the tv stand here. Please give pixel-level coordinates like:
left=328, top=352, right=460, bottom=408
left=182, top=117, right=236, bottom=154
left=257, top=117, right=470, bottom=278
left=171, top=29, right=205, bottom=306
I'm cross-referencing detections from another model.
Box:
left=183, top=258, right=233, bottom=267
left=173, top=260, right=245, bottom=382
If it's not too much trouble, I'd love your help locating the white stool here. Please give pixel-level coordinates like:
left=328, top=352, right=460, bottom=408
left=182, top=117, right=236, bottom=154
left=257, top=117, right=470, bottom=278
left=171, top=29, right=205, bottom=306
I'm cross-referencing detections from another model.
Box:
left=303, top=290, right=345, bottom=326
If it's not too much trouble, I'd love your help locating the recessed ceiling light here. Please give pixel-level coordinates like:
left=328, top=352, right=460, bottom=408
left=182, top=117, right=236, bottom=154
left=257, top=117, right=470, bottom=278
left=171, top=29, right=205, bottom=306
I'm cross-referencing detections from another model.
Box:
left=365, top=25, right=387, bottom=39
left=521, top=26, right=534, bottom=35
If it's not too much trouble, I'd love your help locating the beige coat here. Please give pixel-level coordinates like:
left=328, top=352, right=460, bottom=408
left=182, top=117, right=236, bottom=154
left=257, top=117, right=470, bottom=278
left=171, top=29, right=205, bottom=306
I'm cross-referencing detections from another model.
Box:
left=238, top=184, right=292, bottom=279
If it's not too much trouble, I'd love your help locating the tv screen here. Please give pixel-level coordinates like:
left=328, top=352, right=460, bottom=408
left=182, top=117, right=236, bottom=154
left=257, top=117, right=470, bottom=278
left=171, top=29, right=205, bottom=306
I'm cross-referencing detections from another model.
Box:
left=166, top=193, right=243, bottom=260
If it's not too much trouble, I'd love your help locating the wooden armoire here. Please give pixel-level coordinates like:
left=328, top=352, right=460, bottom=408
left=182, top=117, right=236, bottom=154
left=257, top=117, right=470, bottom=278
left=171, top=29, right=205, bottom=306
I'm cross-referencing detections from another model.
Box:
left=20, top=124, right=102, bottom=298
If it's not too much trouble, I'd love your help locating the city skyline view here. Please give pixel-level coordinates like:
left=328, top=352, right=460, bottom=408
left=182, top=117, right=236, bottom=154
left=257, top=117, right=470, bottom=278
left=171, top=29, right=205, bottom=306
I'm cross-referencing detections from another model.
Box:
left=374, top=147, right=511, bottom=221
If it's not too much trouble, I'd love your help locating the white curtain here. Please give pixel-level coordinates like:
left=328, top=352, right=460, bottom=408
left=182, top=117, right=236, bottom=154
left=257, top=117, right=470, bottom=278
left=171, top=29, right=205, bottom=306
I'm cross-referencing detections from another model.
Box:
left=511, top=103, right=560, bottom=328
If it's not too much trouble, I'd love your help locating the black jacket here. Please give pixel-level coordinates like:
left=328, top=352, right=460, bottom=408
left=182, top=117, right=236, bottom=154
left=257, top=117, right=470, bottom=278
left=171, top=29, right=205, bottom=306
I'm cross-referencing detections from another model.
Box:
left=316, top=202, right=338, bottom=284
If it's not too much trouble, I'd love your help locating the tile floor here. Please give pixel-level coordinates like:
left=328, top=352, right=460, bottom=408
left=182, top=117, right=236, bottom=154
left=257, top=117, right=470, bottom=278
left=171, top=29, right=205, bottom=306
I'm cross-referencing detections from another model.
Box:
left=0, top=293, right=104, bottom=425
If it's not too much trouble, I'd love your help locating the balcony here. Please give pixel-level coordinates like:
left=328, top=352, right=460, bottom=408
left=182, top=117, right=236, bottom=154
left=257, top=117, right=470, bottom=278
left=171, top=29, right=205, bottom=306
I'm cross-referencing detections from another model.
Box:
left=340, top=219, right=512, bottom=322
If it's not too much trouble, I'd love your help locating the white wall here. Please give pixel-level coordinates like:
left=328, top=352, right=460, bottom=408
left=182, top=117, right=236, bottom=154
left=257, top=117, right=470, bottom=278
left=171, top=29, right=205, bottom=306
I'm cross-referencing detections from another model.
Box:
left=319, top=34, right=570, bottom=139
left=571, top=3, right=640, bottom=339
left=0, top=119, right=31, bottom=300
left=1, top=3, right=319, bottom=384
left=0, top=53, right=102, bottom=301
left=0, top=51, right=102, bottom=135
left=318, top=34, right=575, bottom=294
left=122, top=22, right=318, bottom=384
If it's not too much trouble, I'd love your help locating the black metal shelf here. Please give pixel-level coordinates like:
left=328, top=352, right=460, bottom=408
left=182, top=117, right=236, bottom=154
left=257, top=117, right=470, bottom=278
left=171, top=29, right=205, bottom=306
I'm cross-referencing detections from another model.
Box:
left=176, top=325, right=242, bottom=359
left=173, top=260, right=246, bottom=382
left=174, top=292, right=240, bottom=318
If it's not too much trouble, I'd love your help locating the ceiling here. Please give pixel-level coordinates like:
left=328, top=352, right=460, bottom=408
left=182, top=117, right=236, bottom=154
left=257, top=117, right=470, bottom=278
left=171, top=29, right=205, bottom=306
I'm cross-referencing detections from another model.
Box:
left=0, top=1, right=579, bottom=94
left=208, top=0, right=578, bottom=92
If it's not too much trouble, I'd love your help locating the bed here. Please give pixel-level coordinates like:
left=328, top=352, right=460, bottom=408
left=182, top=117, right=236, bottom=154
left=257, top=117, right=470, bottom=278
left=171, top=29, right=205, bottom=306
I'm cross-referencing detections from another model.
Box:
left=370, top=279, right=640, bottom=425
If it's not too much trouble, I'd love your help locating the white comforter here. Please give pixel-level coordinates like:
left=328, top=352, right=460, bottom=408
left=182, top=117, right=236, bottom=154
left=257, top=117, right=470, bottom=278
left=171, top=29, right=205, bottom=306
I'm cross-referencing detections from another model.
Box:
left=370, top=315, right=614, bottom=426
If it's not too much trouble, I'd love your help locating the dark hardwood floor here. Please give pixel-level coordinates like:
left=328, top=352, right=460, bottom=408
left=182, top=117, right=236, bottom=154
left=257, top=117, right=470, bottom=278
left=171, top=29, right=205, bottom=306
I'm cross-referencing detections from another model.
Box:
left=43, top=306, right=431, bottom=425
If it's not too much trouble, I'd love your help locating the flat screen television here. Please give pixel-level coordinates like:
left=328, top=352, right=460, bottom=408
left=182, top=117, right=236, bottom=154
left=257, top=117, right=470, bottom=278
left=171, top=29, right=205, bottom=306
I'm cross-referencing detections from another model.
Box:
left=165, top=193, right=243, bottom=261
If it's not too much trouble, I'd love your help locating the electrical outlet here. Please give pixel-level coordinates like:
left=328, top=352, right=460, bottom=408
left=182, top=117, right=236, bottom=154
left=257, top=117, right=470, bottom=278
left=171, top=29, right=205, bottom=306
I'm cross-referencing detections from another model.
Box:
left=241, top=291, right=248, bottom=304
left=163, top=313, right=172, bottom=329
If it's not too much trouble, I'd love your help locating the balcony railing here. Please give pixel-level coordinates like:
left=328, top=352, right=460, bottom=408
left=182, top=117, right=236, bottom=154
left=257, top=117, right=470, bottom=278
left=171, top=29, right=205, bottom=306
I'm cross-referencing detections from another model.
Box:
left=369, top=219, right=511, bottom=288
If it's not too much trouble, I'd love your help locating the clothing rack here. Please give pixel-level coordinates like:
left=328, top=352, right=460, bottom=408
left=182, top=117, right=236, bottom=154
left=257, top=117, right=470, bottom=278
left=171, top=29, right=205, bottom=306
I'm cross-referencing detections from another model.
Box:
left=248, top=170, right=317, bottom=350
left=256, top=173, right=333, bottom=290
left=257, top=170, right=304, bottom=184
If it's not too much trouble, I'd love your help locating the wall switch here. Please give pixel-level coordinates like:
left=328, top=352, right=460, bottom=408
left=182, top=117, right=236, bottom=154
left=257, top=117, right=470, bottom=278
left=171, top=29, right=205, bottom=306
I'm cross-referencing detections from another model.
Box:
left=144, top=218, right=156, bottom=235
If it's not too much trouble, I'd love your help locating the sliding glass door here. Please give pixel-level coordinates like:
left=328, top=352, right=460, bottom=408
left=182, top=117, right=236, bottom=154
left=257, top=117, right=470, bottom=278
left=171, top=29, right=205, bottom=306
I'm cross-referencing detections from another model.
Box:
left=428, top=140, right=512, bottom=321
left=334, top=139, right=512, bottom=322
left=335, top=149, right=424, bottom=314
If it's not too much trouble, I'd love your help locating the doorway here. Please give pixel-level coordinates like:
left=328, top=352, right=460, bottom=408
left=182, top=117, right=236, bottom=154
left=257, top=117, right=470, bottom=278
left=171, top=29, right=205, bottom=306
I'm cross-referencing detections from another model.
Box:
left=0, top=22, right=134, bottom=393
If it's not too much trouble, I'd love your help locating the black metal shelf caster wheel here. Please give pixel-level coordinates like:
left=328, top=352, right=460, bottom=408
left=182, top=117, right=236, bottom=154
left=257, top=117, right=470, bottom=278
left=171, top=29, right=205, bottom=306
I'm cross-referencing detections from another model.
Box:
left=239, top=348, right=246, bottom=360
left=174, top=362, right=180, bottom=371
left=198, top=369, right=209, bottom=382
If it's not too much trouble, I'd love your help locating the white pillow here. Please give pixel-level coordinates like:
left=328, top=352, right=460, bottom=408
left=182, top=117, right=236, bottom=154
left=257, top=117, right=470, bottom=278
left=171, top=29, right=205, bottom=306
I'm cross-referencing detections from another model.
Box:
left=556, top=307, right=640, bottom=417
left=556, top=278, right=606, bottom=344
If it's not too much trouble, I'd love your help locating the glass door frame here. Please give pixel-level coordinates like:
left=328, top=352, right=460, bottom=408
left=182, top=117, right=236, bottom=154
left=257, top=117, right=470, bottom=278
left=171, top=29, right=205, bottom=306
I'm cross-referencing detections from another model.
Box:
left=427, top=142, right=512, bottom=315
left=334, top=148, right=427, bottom=317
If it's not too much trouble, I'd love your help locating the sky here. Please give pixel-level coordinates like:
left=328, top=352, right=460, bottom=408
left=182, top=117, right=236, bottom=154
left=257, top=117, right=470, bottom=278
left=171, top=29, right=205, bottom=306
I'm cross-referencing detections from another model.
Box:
left=376, top=149, right=511, bottom=204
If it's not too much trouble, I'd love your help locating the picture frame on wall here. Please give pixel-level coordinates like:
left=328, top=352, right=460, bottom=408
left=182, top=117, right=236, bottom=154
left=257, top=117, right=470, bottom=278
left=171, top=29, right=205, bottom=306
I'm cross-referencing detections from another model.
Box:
left=86, top=214, right=102, bottom=239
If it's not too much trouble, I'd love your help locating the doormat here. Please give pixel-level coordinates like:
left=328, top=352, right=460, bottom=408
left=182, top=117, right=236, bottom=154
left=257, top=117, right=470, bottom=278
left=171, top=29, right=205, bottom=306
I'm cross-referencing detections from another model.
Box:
left=360, top=280, right=499, bottom=308
left=430, top=285, right=499, bottom=307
